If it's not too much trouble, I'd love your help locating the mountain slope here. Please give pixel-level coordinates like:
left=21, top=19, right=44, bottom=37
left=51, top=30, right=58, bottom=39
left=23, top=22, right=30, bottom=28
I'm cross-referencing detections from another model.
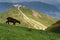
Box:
left=20, top=1, right=59, bottom=12
left=17, top=5, right=47, bottom=30
left=0, top=3, right=13, bottom=12
left=46, top=20, right=60, bottom=33
left=19, top=5, right=58, bottom=26
left=19, top=1, right=60, bottom=18
left=0, top=5, right=58, bottom=30
left=0, top=23, right=60, bottom=40
left=0, top=2, right=60, bottom=19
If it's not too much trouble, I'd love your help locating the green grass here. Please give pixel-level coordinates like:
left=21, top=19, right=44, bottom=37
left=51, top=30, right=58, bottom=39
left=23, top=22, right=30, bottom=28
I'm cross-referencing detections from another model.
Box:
left=0, top=7, right=28, bottom=27
left=46, top=20, right=60, bottom=33
left=0, top=6, right=58, bottom=29
left=0, top=23, right=60, bottom=40
left=0, top=5, right=60, bottom=40
left=20, top=7, right=58, bottom=26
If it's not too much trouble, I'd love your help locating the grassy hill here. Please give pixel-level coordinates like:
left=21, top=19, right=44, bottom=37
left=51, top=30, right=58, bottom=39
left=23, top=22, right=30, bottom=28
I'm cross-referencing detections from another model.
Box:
left=0, top=5, right=60, bottom=40
left=46, top=20, right=60, bottom=33
left=0, top=5, right=58, bottom=30
left=0, top=23, right=60, bottom=40
left=20, top=6, right=58, bottom=26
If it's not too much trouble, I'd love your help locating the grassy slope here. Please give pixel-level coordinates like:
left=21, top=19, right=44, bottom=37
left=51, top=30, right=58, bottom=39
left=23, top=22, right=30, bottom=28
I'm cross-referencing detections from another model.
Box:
left=20, top=7, right=58, bottom=26
left=0, top=7, right=27, bottom=27
left=0, top=6, right=60, bottom=40
left=46, top=20, right=60, bottom=33
left=0, top=6, right=58, bottom=28
left=0, top=23, right=60, bottom=40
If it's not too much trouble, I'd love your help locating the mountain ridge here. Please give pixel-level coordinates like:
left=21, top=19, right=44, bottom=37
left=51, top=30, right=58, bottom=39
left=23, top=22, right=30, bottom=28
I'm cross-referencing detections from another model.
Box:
left=0, top=2, right=60, bottom=19
left=0, top=5, right=58, bottom=30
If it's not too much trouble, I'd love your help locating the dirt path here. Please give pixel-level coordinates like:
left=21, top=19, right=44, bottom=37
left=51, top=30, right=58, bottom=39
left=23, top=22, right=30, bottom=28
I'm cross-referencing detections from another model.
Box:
left=16, top=5, right=47, bottom=30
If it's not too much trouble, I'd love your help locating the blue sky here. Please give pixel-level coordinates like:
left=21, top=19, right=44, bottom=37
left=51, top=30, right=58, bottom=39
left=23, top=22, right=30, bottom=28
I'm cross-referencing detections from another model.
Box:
left=0, top=0, right=60, bottom=5
left=0, top=0, right=60, bottom=18
left=0, top=0, right=60, bottom=8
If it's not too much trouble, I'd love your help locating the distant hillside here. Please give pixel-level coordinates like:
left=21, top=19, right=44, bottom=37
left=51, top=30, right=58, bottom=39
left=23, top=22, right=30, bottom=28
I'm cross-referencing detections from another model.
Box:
left=46, top=20, right=60, bottom=33
left=20, top=6, right=58, bottom=26
left=0, top=2, right=60, bottom=19
left=0, top=2, right=13, bottom=12
left=20, top=1, right=59, bottom=12
left=19, top=1, right=60, bottom=18
left=0, top=5, right=58, bottom=30
left=0, top=23, right=60, bottom=40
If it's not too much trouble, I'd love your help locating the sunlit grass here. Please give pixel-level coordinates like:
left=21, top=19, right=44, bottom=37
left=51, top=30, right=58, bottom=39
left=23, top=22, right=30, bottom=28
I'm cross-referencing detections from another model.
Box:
left=0, top=23, right=60, bottom=40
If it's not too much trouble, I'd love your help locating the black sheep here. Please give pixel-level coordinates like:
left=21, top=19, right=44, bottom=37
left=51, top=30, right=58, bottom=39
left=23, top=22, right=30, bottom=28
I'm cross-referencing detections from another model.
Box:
left=6, top=17, right=20, bottom=25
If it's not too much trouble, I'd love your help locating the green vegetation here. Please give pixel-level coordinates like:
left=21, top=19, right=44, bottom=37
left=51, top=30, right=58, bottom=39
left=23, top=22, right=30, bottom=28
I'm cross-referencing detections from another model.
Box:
left=0, top=6, right=58, bottom=29
left=0, top=6, right=60, bottom=40
left=0, top=23, right=60, bottom=40
left=20, top=7, right=58, bottom=26
left=46, top=20, right=60, bottom=33
left=0, top=7, right=27, bottom=27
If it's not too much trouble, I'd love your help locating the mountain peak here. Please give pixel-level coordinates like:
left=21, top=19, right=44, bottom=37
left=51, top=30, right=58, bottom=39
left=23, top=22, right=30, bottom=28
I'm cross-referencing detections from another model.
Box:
left=0, top=6, right=58, bottom=30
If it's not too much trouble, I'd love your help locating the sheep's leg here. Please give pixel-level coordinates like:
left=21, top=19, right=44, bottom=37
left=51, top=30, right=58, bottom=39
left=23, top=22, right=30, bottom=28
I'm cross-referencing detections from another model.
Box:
left=6, top=21, right=9, bottom=24
left=13, top=22, right=15, bottom=25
